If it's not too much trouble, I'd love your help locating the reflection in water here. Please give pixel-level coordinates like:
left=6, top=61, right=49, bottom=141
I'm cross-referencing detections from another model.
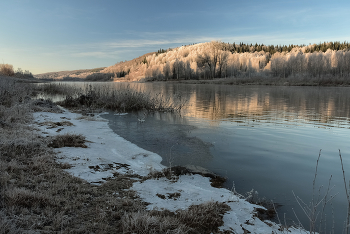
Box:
left=43, top=82, right=350, bottom=232
left=184, top=85, right=350, bottom=129
left=112, top=83, right=350, bottom=233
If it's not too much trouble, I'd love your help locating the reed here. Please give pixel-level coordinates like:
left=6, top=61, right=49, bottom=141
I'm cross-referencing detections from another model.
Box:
left=292, top=150, right=340, bottom=234
left=55, top=84, right=186, bottom=112
left=35, top=83, right=80, bottom=96
left=339, top=150, right=350, bottom=234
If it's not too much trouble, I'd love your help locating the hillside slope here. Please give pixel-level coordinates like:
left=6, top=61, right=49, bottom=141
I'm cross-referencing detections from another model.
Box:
left=102, top=41, right=350, bottom=82
left=34, top=67, right=106, bottom=80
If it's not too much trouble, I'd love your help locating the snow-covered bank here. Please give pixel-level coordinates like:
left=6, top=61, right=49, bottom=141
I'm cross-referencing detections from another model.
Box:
left=33, top=107, right=308, bottom=234
left=33, top=108, right=165, bottom=182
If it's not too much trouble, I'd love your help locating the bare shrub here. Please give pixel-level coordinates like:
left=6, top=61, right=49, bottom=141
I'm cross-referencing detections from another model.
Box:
left=0, top=64, right=15, bottom=76
left=48, top=133, right=88, bottom=148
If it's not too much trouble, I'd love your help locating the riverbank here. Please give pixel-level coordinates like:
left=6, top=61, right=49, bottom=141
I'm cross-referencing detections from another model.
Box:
left=0, top=77, right=308, bottom=233
left=155, top=75, right=350, bottom=87
left=31, top=106, right=308, bottom=233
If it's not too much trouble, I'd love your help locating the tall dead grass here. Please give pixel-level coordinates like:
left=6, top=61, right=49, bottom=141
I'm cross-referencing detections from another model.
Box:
left=48, top=133, right=88, bottom=148
left=0, top=64, right=15, bottom=77
left=122, top=201, right=230, bottom=234
left=35, top=82, right=80, bottom=96
left=53, top=84, right=186, bottom=112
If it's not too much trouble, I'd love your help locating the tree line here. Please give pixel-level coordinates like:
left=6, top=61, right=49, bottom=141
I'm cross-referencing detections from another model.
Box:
left=101, top=41, right=350, bottom=83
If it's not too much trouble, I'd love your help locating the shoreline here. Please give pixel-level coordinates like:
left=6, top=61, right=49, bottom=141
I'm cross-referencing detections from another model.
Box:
left=32, top=106, right=308, bottom=233
left=143, top=76, right=350, bottom=87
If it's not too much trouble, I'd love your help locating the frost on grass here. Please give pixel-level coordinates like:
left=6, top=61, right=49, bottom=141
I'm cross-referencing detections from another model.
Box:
left=48, top=133, right=88, bottom=148
left=38, top=120, right=74, bottom=128
left=121, top=201, right=230, bottom=234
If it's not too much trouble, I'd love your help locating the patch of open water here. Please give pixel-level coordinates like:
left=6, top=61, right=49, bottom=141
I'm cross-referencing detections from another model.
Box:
left=46, top=82, right=350, bottom=232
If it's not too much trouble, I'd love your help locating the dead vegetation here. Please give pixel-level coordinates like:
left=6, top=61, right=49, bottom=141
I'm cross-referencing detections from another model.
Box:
left=53, top=84, right=186, bottom=112
left=147, top=166, right=227, bottom=188
left=121, top=201, right=231, bottom=234
left=38, top=120, right=74, bottom=128
left=48, top=133, right=88, bottom=148
left=0, top=64, right=15, bottom=77
left=0, top=76, right=232, bottom=233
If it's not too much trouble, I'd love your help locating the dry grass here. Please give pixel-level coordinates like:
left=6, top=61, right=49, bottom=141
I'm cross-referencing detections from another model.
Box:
left=0, top=128, right=146, bottom=233
left=0, top=77, right=34, bottom=107
left=35, top=83, right=79, bottom=95
left=0, top=78, right=231, bottom=233
left=122, top=201, right=230, bottom=234
left=30, top=98, right=63, bottom=113
left=121, top=211, right=190, bottom=234
left=177, top=201, right=231, bottom=233
left=147, top=166, right=227, bottom=188
left=38, top=120, right=74, bottom=128
left=55, top=84, right=186, bottom=112
left=48, top=133, right=88, bottom=148
left=0, top=64, right=15, bottom=77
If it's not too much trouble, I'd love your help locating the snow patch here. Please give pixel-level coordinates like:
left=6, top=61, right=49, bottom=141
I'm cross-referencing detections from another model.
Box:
left=33, top=107, right=308, bottom=233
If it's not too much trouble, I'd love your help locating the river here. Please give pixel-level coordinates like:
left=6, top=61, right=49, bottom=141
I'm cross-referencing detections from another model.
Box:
left=46, top=82, right=350, bottom=232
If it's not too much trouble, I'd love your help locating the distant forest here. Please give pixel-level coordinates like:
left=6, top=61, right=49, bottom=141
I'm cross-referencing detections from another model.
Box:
left=102, top=41, right=350, bottom=85
left=222, top=41, right=350, bottom=54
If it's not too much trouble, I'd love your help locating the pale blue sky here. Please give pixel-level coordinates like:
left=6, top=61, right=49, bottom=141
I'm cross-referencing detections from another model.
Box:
left=1, top=0, right=349, bottom=74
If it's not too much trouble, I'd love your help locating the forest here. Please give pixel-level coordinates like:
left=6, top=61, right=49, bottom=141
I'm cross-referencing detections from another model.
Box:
left=102, top=41, right=350, bottom=84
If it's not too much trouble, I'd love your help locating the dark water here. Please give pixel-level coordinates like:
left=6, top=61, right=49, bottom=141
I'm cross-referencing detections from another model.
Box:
left=52, top=82, right=350, bottom=232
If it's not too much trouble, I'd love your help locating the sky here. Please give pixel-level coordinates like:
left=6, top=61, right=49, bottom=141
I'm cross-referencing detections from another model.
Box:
left=1, top=0, right=349, bottom=74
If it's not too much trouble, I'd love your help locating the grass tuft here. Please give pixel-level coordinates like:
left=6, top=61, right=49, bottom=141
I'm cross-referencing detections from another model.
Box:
left=48, top=133, right=88, bottom=148
left=5, top=187, right=52, bottom=208
left=147, top=166, right=227, bottom=188
left=121, top=211, right=190, bottom=234
left=121, top=201, right=230, bottom=234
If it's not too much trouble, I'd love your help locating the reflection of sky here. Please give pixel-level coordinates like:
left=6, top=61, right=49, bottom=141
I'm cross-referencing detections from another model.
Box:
left=186, top=112, right=350, bottom=233
left=45, top=82, right=350, bottom=232
left=177, top=85, right=350, bottom=233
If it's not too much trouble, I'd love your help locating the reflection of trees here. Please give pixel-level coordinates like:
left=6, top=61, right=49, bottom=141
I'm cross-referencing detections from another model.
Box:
left=184, top=86, right=350, bottom=128
left=103, top=82, right=350, bottom=128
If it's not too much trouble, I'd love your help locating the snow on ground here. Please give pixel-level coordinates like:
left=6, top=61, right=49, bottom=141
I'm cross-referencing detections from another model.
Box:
left=33, top=107, right=165, bottom=182
left=33, top=107, right=308, bottom=234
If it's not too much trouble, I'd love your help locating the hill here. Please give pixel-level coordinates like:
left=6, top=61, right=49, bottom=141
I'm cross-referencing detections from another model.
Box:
left=101, top=41, right=350, bottom=83
left=34, top=41, right=350, bottom=84
left=34, top=67, right=106, bottom=80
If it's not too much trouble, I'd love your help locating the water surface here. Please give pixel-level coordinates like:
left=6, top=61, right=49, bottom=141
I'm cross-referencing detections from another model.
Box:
left=53, top=82, right=350, bottom=232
